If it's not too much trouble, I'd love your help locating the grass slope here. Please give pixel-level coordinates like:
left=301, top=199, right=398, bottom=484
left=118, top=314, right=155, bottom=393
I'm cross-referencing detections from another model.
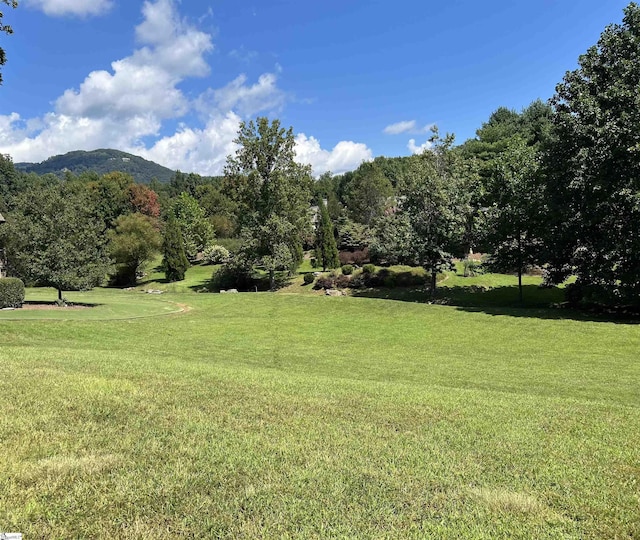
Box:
left=0, top=278, right=639, bottom=538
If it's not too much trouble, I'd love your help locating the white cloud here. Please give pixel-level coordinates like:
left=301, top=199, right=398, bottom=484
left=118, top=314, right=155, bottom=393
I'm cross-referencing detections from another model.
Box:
left=25, top=0, right=113, bottom=17
left=207, top=73, right=286, bottom=117
left=384, top=120, right=417, bottom=135
left=294, top=134, right=372, bottom=176
left=408, top=138, right=433, bottom=155
left=0, top=0, right=373, bottom=177
left=384, top=120, right=434, bottom=136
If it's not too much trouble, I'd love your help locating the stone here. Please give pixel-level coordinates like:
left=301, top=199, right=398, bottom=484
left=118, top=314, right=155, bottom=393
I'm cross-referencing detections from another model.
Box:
left=325, top=289, right=343, bottom=297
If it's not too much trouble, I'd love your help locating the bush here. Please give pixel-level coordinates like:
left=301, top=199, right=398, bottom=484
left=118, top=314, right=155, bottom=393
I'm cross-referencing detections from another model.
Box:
left=211, top=258, right=255, bottom=291
left=362, top=263, right=376, bottom=275
left=314, top=276, right=335, bottom=290
left=341, top=264, right=354, bottom=275
left=462, top=258, right=483, bottom=277
left=0, top=278, right=25, bottom=308
left=334, top=274, right=351, bottom=289
left=203, top=244, right=231, bottom=265
left=303, top=273, right=315, bottom=285
left=338, top=248, right=369, bottom=266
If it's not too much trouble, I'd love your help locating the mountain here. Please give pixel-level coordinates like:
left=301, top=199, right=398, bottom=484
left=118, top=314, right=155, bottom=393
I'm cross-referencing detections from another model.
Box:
left=15, top=149, right=176, bottom=184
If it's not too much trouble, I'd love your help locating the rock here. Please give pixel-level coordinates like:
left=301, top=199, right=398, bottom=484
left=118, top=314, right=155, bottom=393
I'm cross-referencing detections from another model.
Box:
left=227, top=288, right=239, bottom=293
left=146, top=289, right=164, bottom=294
left=325, top=289, right=343, bottom=297
left=313, top=272, right=322, bottom=277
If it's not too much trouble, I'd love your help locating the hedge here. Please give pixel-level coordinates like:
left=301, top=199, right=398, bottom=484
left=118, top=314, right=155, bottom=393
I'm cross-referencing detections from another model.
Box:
left=0, top=278, right=25, bottom=309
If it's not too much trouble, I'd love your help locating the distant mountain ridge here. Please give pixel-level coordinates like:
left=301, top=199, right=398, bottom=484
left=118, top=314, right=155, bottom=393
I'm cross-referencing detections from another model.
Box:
left=15, top=149, right=176, bottom=184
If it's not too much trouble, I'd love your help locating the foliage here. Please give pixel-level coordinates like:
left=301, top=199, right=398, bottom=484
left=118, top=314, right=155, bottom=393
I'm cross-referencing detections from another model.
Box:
left=462, top=257, right=483, bottom=277
left=202, top=244, right=230, bottom=265
left=369, top=212, right=417, bottom=266
left=0, top=276, right=24, bottom=308
left=398, top=129, right=474, bottom=294
left=0, top=0, right=17, bottom=85
left=341, top=264, right=354, bottom=276
left=171, top=192, right=215, bottom=261
left=127, top=184, right=160, bottom=219
left=335, top=217, right=371, bottom=251
left=85, top=171, right=134, bottom=228
left=224, top=117, right=313, bottom=288
left=343, top=161, right=394, bottom=225
left=108, top=213, right=162, bottom=286
left=210, top=255, right=255, bottom=291
left=544, top=3, right=640, bottom=307
left=338, top=249, right=369, bottom=266
left=302, top=272, right=315, bottom=285
left=483, top=138, right=545, bottom=302
left=162, top=213, right=190, bottom=282
left=362, top=263, right=376, bottom=275
left=314, top=200, right=340, bottom=271
left=1, top=184, right=110, bottom=300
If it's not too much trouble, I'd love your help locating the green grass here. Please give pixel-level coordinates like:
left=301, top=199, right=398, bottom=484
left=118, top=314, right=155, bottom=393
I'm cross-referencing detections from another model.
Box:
left=0, top=275, right=639, bottom=538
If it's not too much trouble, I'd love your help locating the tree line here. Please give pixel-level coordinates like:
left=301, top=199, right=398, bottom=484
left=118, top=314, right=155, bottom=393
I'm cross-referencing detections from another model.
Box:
left=1, top=2, right=640, bottom=308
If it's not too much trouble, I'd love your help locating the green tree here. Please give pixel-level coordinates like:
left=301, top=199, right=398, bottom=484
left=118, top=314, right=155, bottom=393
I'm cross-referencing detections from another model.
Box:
left=162, top=213, right=189, bottom=282
left=484, top=138, right=544, bottom=303
left=1, top=184, right=110, bottom=301
left=0, top=0, right=17, bottom=85
left=544, top=2, right=640, bottom=305
left=343, top=161, right=393, bottom=226
left=314, top=200, right=340, bottom=270
left=108, top=213, right=162, bottom=286
left=171, top=192, right=215, bottom=261
left=401, top=130, right=472, bottom=296
left=224, top=117, right=313, bottom=287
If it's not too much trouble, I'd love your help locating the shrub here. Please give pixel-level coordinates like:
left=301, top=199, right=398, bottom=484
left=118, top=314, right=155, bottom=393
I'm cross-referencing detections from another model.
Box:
left=203, top=244, right=231, bottom=265
left=362, top=263, right=376, bottom=275
left=462, top=258, right=483, bottom=277
left=0, top=278, right=25, bottom=308
left=303, top=273, right=315, bottom=285
left=314, top=276, right=335, bottom=290
left=338, top=248, right=370, bottom=266
left=341, top=264, right=354, bottom=275
left=334, top=274, right=351, bottom=289
left=349, top=272, right=366, bottom=289
left=211, top=258, right=255, bottom=291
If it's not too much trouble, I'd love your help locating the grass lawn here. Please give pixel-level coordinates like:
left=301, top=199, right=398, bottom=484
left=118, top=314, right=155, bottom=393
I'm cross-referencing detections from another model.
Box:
left=1, top=269, right=639, bottom=538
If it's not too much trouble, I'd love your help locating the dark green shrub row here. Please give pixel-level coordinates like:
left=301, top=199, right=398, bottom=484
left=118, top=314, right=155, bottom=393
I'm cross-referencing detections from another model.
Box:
left=0, top=278, right=25, bottom=308
left=303, top=273, right=315, bottom=285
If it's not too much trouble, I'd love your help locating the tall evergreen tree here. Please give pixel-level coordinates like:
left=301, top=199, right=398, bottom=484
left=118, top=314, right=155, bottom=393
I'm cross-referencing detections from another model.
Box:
left=162, top=214, right=189, bottom=282
left=314, top=200, right=339, bottom=271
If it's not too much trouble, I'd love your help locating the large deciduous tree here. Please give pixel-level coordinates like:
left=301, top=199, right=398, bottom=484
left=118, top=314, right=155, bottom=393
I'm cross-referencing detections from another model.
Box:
left=171, top=192, right=214, bottom=261
left=484, top=138, right=544, bottom=303
left=1, top=184, right=110, bottom=301
left=544, top=2, right=640, bottom=306
left=224, top=117, right=313, bottom=288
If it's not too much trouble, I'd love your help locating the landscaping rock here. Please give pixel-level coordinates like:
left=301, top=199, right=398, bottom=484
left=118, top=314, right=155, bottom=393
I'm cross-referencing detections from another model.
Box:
left=325, top=289, right=343, bottom=297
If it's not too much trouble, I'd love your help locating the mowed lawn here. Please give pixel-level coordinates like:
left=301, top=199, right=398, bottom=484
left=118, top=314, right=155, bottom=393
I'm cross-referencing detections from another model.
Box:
left=1, top=286, right=639, bottom=538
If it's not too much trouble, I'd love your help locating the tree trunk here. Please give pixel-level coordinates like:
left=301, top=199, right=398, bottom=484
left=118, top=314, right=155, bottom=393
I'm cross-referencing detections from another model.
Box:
left=517, top=231, right=523, bottom=304
left=57, top=287, right=63, bottom=302
left=430, top=271, right=437, bottom=298
left=269, top=269, right=275, bottom=290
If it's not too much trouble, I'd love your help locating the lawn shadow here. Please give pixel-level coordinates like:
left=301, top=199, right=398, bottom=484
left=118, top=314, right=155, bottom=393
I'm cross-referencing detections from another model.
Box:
left=188, top=271, right=294, bottom=293
left=352, top=284, right=640, bottom=324
left=22, top=300, right=102, bottom=308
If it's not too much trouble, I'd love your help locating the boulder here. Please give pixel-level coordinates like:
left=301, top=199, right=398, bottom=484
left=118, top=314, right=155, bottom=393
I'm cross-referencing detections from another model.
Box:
left=325, top=289, right=343, bottom=297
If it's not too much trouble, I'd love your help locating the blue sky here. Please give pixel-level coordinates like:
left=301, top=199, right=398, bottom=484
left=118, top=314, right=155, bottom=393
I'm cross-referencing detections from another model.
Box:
left=0, top=0, right=633, bottom=175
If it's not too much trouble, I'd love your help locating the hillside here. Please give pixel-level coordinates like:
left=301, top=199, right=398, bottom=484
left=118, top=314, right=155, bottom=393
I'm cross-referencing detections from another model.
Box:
left=15, top=149, right=176, bottom=184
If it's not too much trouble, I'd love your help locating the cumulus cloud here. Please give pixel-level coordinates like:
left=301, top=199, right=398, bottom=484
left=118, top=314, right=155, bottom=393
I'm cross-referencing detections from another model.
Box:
left=294, top=134, right=372, bottom=176
left=0, top=0, right=373, bottom=176
left=25, top=0, right=113, bottom=17
left=408, top=138, right=433, bottom=155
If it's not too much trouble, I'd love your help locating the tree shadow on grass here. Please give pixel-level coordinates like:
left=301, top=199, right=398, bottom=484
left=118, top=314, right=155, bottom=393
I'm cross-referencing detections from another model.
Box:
left=188, top=272, right=294, bottom=293
left=352, top=284, right=640, bottom=324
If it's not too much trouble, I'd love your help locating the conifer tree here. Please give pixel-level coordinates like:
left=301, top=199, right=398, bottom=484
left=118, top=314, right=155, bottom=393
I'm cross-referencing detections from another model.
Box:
left=162, top=214, right=189, bottom=282
left=315, top=200, right=340, bottom=271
